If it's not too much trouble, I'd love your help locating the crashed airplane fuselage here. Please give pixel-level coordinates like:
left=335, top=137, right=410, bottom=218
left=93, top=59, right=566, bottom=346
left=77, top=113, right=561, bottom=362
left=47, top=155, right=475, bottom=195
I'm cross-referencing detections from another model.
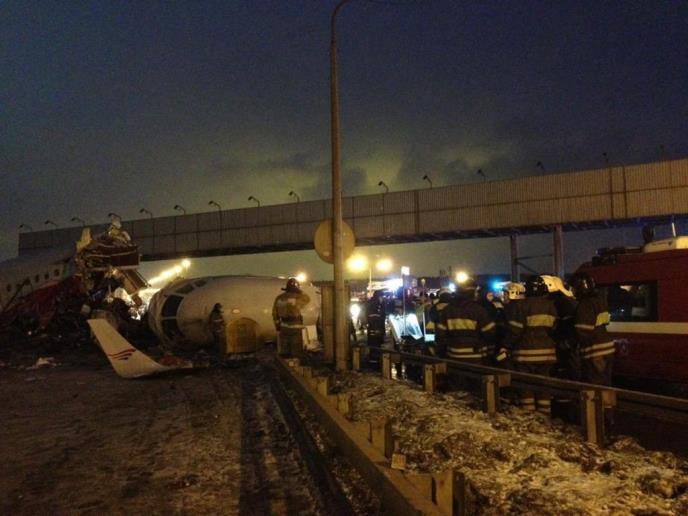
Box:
left=147, top=276, right=321, bottom=348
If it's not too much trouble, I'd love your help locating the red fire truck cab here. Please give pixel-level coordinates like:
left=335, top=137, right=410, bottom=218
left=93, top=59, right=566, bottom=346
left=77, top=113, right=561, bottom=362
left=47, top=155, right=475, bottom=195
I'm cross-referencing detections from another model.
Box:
left=577, top=237, right=688, bottom=388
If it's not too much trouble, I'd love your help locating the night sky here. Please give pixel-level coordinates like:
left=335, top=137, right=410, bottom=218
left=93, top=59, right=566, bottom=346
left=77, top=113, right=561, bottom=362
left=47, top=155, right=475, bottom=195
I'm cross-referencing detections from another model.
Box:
left=2, top=1, right=687, bottom=280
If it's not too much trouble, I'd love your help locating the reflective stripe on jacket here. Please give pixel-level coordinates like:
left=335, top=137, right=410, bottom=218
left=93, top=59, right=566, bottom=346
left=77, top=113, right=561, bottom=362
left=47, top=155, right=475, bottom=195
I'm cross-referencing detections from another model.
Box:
left=437, top=299, right=495, bottom=360
left=575, top=295, right=615, bottom=360
left=509, top=296, right=558, bottom=364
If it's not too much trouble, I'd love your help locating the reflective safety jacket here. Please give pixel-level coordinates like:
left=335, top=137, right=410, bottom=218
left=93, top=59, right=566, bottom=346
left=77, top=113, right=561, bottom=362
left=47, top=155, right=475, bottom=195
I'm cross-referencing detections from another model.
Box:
left=272, top=291, right=311, bottom=335
left=508, top=296, right=558, bottom=364
left=575, top=295, right=615, bottom=360
left=426, top=298, right=450, bottom=333
left=437, top=299, right=496, bottom=361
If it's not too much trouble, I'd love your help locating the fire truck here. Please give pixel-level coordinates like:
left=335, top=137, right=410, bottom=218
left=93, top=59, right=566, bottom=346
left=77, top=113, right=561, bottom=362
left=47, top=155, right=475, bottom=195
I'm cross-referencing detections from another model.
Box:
left=577, top=236, right=688, bottom=389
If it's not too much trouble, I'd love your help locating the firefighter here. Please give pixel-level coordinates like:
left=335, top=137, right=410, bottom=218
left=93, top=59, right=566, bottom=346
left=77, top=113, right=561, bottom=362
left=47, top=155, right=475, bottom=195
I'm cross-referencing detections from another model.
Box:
left=209, top=303, right=226, bottom=356
left=436, top=279, right=495, bottom=365
left=272, top=278, right=311, bottom=359
left=495, top=282, right=525, bottom=365
left=541, top=275, right=579, bottom=381
left=366, top=289, right=387, bottom=362
left=509, top=275, right=558, bottom=415
left=570, top=272, right=615, bottom=385
left=425, top=288, right=452, bottom=356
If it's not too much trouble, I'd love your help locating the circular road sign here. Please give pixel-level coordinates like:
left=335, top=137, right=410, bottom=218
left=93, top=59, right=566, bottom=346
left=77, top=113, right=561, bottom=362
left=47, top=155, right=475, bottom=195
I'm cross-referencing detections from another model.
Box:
left=314, top=219, right=355, bottom=264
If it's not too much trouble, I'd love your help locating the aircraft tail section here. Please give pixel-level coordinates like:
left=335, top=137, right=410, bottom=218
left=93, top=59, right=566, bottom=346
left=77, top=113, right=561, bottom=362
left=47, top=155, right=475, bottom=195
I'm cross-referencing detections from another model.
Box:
left=88, top=318, right=192, bottom=378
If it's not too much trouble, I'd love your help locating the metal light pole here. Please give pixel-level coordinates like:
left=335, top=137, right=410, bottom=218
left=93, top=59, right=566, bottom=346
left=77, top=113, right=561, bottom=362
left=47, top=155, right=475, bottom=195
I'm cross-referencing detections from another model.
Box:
left=330, top=0, right=354, bottom=371
left=174, top=204, right=187, bottom=215
left=71, top=216, right=86, bottom=227
left=248, top=196, right=261, bottom=207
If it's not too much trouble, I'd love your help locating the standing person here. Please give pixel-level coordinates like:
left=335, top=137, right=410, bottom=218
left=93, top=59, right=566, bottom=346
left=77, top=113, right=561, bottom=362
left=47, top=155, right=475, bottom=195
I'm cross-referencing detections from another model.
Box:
left=366, top=289, right=387, bottom=362
left=495, top=282, right=525, bottom=365
left=436, top=279, right=495, bottom=365
left=541, top=275, right=580, bottom=381
left=570, top=272, right=615, bottom=385
left=509, top=275, right=558, bottom=415
left=272, top=278, right=311, bottom=359
left=209, top=303, right=226, bottom=356
left=425, top=288, right=452, bottom=356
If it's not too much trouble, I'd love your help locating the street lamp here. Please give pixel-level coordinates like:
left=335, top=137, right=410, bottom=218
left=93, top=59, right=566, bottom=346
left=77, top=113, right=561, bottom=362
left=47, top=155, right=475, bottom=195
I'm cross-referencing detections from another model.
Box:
left=422, top=175, right=433, bottom=188
left=71, top=216, right=86, bottom=227
left=44, top=219, right=58, bottom=228
left=536, top=161, right=546, bottom=174
left=174, top=204, right=186, bottom=215
left=108, top=212, right=121, bottom=222
left=248, top=196, right=260, bottom=207
left=377, top=180, right=389, bottom=193
left=289, top=190, right=301, bottom=202
left=208, top=200, right=222, bottom=211
left=139, top=208, right=153, bottom=219
left=19, top=223, right=33, bottom=231
left=477, top=169, right=486, bottom=182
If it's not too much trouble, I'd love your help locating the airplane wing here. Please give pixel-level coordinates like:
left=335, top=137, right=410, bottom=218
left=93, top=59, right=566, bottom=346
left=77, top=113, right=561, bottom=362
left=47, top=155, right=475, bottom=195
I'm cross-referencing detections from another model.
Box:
left=87, top=318, right=193, bottom=378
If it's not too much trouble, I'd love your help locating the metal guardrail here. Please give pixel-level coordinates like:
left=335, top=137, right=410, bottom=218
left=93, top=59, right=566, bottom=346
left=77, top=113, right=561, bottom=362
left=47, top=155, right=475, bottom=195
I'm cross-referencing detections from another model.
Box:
left=356, top=345, right=688, bottom=447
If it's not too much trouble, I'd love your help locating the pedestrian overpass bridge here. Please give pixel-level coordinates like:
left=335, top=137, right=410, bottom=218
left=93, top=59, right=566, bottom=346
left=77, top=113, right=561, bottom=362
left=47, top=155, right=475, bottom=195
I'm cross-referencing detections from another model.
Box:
left=18, top=158, right=688, bottom=267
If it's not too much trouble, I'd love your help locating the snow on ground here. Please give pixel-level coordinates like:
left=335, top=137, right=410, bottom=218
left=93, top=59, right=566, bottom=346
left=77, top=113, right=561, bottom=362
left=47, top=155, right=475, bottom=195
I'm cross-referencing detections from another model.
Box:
left=0, top=348, right=328, bottom=515
left=332, top=371, right=688, bottom=515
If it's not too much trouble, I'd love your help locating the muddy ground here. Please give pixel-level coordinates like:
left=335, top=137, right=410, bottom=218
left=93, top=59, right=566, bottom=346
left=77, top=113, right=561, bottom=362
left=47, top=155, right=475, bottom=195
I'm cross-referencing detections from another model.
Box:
left=0, top=347, right=327, bottom=515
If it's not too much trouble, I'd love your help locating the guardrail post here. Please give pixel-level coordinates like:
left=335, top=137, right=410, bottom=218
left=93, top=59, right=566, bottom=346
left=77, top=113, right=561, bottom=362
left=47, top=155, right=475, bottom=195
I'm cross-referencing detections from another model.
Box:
left=336, top=393, right=354, bottom=419
left=424, top=364, right=436, bottom=393
left=352, top=346, right=361, bottom=371
left=482, top=375, right=499, bottom=415
left=371, top=417, right=394, bottom=458
left=580, top=389, right=605, bottom=446
left=382, top=353, right=392, bottom=379
left=317, top=376, right=332, bottom=397
left=433, top=468, right=466, bottom=516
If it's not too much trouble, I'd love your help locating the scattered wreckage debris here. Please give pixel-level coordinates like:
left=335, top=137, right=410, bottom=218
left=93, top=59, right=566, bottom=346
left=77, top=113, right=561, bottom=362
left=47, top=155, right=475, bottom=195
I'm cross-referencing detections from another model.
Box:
left=87, top=319, right=193, bottom=379
left=321, top=370, right=688, bottom=515
left=0, top=222, right=147, bottom=347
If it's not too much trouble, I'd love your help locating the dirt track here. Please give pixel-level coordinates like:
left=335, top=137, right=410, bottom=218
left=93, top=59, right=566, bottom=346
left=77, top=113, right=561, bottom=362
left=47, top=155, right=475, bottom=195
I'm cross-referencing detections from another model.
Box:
left=0, top=350, right=326, bottom=515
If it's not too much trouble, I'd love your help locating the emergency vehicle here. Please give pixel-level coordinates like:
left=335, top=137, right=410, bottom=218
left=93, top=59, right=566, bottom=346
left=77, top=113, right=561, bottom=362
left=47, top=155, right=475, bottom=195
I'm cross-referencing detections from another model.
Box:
left=577, top=236, right=688, bottom=388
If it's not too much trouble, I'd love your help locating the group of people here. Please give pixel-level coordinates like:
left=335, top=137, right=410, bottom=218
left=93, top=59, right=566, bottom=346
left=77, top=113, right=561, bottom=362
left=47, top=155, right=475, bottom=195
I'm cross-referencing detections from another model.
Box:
left=367, top=272, right=615, bottom=416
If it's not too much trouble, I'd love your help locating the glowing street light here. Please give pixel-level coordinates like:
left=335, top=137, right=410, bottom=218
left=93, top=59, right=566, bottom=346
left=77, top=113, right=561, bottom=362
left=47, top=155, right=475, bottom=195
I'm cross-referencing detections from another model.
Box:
left=456, top=270, right=469, bottom=284
left=375, top=257, right=393, bottom=273
left=346, top=254, right=368, bottom=273
left=295, top=272, right=307, bottom=283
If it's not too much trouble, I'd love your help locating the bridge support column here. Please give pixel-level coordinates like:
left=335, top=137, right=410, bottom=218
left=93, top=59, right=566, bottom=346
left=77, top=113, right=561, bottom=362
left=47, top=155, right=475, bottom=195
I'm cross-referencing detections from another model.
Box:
left=509, top=234, right=519, bottom=282
left=553, top=225, right=564, bottom=278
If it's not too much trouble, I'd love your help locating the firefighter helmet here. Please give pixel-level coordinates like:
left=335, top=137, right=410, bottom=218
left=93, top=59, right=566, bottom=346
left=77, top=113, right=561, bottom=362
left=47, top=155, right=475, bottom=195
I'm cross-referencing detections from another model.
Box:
left=502, top=282, right=525, bottom=301
left=540, top=275, right=574, bottom=297
left=525, top=275, right=548, bottom=297
left=570, top=272, right=596, bottom=299
left=456, top=278, right=478, bottom=299
left=283, top=277, right=301, bottom=292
